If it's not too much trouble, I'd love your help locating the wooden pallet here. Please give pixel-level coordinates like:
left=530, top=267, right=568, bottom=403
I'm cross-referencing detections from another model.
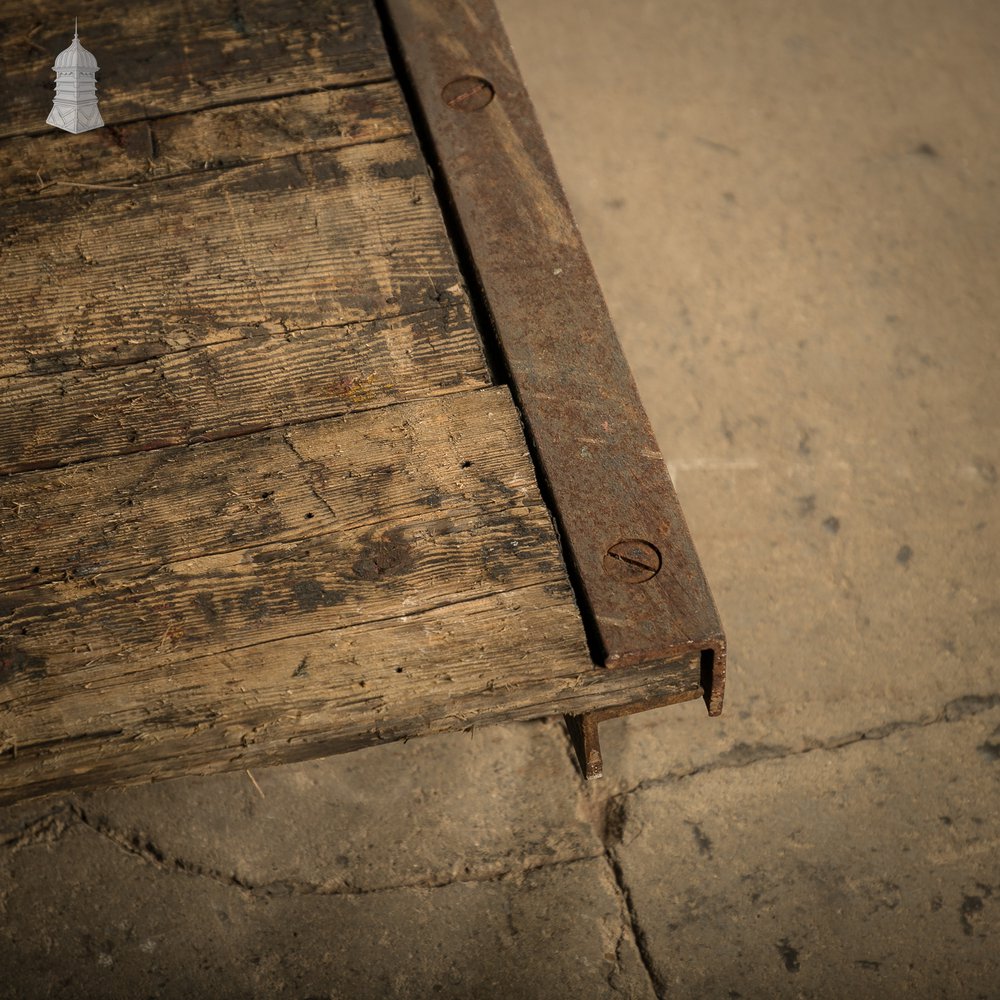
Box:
left=0, top=0, right=724, bottom=804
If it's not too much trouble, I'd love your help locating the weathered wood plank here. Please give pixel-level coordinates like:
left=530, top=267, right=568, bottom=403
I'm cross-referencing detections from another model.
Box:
left=0, top=0, right=390, bottom=140
left=0, top=304, right=487, bottom=475
left=0, top=82, right=411, bottom=203
left=0, top=498, right=560, bottom=672
left=0, top=386, right=561, bottom=671
left=0, top=583, right=701, bottom=805
left=0, top=387, right=627, bottom=803
left=0, top=386, right=520, bottom=591
left=0, top=0, right=710, bottom=806
left=0, top=136, right=470, bottom=380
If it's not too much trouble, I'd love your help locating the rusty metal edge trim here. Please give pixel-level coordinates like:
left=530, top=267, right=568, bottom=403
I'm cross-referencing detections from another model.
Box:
left=378, top=0, right=727, bottom=769
left=566, top=687, right=706, bottom=780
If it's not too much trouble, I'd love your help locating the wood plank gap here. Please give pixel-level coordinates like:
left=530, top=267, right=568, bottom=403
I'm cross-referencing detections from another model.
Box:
left=2, top=80, right=412, bottom=206
left=14, top=124, right=410, bottom=209
left=1, top=0, right=394, bottom=141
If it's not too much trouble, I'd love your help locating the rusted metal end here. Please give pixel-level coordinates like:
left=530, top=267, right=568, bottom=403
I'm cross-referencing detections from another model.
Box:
left=565, top=684, right=706, bottom=780
left=381, top=0, right=728, bottom=778
left=701, top=640, right=727, bottom=717
left=565, top=713, right=604, bottom=780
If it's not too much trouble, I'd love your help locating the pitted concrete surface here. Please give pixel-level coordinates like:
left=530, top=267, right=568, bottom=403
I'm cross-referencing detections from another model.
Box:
left=1, top=0, right=997, bottom=996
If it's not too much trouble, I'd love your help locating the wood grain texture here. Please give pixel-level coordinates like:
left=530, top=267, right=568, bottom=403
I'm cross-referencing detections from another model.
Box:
left=0, top=82, right=411, bottom=203
left=0, top=583, right=700, bottom=805
left=0, top=304, right=487, bottom=474
left=0, top=387, right=641, bottom=804
left=0, top=387, right=531, bottom=592
left=0, top=0, right=390, bottom=140
left=0, top=137, right=465, bottom=379
left=0, top=388, right=564, bottom=669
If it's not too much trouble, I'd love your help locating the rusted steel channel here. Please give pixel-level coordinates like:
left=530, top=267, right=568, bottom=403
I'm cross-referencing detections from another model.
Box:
left=379, top=0, right=726, bottom=777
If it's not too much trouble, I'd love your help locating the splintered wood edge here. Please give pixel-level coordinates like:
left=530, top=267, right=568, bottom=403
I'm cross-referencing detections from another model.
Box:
left=0, top=582, right=702, bottom=805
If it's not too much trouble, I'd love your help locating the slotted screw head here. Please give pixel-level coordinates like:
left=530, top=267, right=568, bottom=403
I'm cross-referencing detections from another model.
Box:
left=441, top=76, right=495, bottom=111
left=603, top=539, right=662, bottom=584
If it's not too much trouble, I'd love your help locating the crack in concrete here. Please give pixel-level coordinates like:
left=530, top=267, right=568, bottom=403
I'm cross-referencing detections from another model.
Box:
left=5, top=693, right=996, bottom=982
left=603, top=841, right=666, bottom=1000
left=0, top=803, right=76, bottom=855
left=10, top=802, right=602, bottom=901
left=606, top=923, right=628, bottom=996
left=612, top=692, right=1000, bottom=804
left=555, top=692, right=1000, bottom=1000
left=602, top=878, right=660, bottom=1000
left=553, top=721, right=663, bottom=999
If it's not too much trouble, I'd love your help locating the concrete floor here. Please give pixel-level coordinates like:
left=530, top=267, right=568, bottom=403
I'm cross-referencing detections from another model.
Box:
left=2, top=0, right=998, bottom=996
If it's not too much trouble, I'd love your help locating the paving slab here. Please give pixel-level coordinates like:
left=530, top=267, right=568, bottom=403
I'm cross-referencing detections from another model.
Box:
left=609, top=704, right=1000, bottom=998
left=1, top=720, right=598, bottom=893
left=0, top=821, right=651, bottom=1000
left=0, top=721, right=650, bottom=998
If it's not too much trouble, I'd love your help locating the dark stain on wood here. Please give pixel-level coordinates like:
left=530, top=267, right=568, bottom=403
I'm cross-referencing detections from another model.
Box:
left=0, top=394, right=570, bottom=685
left=0, top=391, right=525, bottom=594
left=194, top=592, right=220, bottom=622
left=237, top=586, right=268, bottom=622
left=352, top=528, right=413, bottom=581
left=370, top=155, right=426, bottom=181
left=0, top=642, right=47, bottom=685
left=291, top=579, right=345, bottom=612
